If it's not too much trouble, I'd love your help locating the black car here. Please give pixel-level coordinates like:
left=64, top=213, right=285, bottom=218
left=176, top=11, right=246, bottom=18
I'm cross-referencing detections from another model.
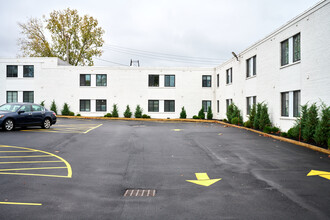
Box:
left=0, top=103, right=57, bottom=131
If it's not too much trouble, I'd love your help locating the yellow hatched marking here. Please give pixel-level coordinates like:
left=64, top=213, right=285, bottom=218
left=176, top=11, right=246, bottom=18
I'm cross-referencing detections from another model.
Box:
left=0, top=145, right=72, bottom=178
left=0, top=202, right=42, bottom=206
left=0, top=167, right=67, bottom=171
left=0, top=155, right=52, bottom=158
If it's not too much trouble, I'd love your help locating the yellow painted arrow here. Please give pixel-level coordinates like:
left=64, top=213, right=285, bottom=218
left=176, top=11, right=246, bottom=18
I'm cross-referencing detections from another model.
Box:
left=186, top=173, right=221, bottom=186
left=307, top=170, right=330, bottom=180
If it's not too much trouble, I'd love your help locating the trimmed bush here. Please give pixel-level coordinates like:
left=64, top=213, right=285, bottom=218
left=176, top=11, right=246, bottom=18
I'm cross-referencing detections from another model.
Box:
left=231, top=117, right=240, bottom=125
left=314, top=103, right=330, bottom=146
left=227, top=103, right=243, bottom=125
left=104, top=113, right=112, bottom=117
left=40, top=100, right=45, bottom=107
left=198, top=108, right=205, bottom=119
left=207, top=106, right=213, bottom=120
left=142, top=114, right=151, bottom=119
left=50, top=100, right=58, bottom=114
left=253, top=103, right=262, bottom=130
left=263, top=126, right=272, bottom=134
left=69, top=112, right=74, bottom=116
left=134, top=105, right=143, bottom=118
left=77, top=114, right=81, bottom=116
left=280, top=132, right=288, bottom=137
left=180, top=107, right=187, bottom=119
left=302, top=103, right=318, bottom=142
left=61, top=103, right=70, bottom=115
left=287, top=126, right=299, bottom=139
left=124, top=105, right=132, bottom=118
left=328, top=138, right=330, bottom=149
left=243, top=120, right=252, bottom=128
left=271, top=126, right=280, bottom=133
left=193, top=115, right=199, bottom=119
left=259, top=104, right=271, bottom=131
left=249, top=104, right=256, bottom=128
left=111, top=104, right=119, bottom=117
left=223, top=119, right=228, bottom=123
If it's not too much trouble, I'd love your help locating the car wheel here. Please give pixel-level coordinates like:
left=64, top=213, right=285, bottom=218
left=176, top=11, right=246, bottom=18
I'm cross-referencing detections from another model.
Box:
left=3, top=119, right=14, bottom=131
left=42, top=118, right=51, bottom=129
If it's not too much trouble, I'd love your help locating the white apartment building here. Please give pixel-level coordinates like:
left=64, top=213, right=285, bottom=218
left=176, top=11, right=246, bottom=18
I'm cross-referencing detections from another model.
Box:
left=1, top=0, right=329, bottom=131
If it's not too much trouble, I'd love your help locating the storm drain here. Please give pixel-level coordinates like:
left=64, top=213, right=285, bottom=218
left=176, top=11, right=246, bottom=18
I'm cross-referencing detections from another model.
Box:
left=124, top=189, right=156, bottom=197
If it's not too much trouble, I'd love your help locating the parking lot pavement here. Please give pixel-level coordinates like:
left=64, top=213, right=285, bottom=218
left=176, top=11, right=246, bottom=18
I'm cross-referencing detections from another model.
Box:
left=0, top=118, right=329, bottom=219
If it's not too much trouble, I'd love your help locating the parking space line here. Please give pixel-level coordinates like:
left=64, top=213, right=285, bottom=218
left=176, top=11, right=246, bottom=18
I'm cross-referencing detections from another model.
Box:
left=83, top=124, right=103, bottom=134
left=20, top=123, right=103, bottom=134
left=0, top=151, right=35, bottom=153
left=0, top=172, right=71, bottom=178
left=0, top=202, right=42, bottom=206
left=0, top=167, right=67, bottom=171
left=0, top=161, right=62, bottom=164
left=0, top=155, right=52, bottom=158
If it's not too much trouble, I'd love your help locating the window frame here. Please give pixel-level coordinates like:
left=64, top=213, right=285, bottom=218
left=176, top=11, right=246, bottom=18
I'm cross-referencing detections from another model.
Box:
left=6, top=91, right=18, bottom=103
left=202, top=75, right=212, bottom=87
left=293, top=33, right=301, bottom=62
left=202, top=100, right=211, bottom=112
left=226, top=99, right=233, bottom=112
left=246, top=56, right=256, bottom=78
left=80, top=100, right=91, bottom=112
left=148, top=75, right=159, bottom=87
left=164, top=75, right=175, bottom=87
left=246, top=96, right=256, bottom=115
left=281, top=39, right=289, bottom=66
left=23, top=65, right=34, bottom=78
left=23, top=91, right=34, bottom=103
left=226, top=68, right=232, bottom=84
left=281, top=92, right=289, bottom=117
left=96, top=100, right=107, bottom=112
left=293, top=90, right=301, bottom=117
left=80, top=74, right=91, bottom=86
left=96, top=74, right=107, bottom=87
left=164, top=100, right=175, bottom=112
left=217, top=74, right=219, bottom=87
left=148, top=100, right=159, bottom=112
left=6, top=65, right=18, bottom=77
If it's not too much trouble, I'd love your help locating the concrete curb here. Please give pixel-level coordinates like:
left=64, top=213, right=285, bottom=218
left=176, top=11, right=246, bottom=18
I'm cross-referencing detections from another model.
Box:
left=57, top=115, right=330, bottom=155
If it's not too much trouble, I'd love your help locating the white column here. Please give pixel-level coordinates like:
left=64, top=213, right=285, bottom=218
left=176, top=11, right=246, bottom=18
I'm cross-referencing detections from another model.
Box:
left=18, top=91, right=23, bottom=102
left=91, top=99, right=96, bottom=112
left=91, top=74, right=96, bottom=87
left=159, top=74, right=164, bottom=88
left=289, top=37, right=293, bottom=64
left=289, top=91, right=294, bottom=117
left=18, top=65, right=23, bottom=78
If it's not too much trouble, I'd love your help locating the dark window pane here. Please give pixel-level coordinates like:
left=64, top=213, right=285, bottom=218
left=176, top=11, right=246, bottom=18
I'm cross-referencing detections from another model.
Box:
left=281, top=40, right=289, bottom=66
left=253, top=56, right=256, bottom=75
left=23, top=91, right=34, bottom=103
left=6, top=91, right=18, bottom=103
left=6, top=65, right=18, bottom=77
left=293, top=90, right=301, bottom=117
left=202, top=75, right=211, bottom=87
left=165, top=75, right=175, bottom=87
left=80, top=100, right=90, bottom=112
left=164, top=100, right=175, bottom=112
left=149, top=75, right=159, bottom=87
left=148, top=100, right=159, bottom=112
left=293, top=34, right=301, bottom=62
left=217, top=74, right=219, bottom=87
left=202, top=100, right=211, bottom=112
left=80, top=74, right=91, bottom=86
left=23, top=65, right=34, bottom=77
left=96, top=100, right=107, bottom=111
left=281, top=92, right=289, bottom=117
left=96, top=74, right=107, bottom=86
left=217, top=100, right=219, bottom=113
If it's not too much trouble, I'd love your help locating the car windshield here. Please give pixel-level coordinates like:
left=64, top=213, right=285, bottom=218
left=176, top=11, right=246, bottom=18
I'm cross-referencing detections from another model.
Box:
left=0, top=104, right=22, bottom=112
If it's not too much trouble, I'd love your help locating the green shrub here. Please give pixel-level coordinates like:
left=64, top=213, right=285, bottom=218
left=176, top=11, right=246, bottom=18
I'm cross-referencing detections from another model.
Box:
left=193, top=115, right=199, bottom=119
left=302, top=103, right=318, bottom=142
left=180, top=107, right=187, bottom=119
left=263, top=126, right=272, bottom=134
left=243, top=120, right=252, bottom=128
left=328, top=138, right=330, bottom=149
left=142, top=114, right=151, bottom=119
left=227, top=103, right=243, bottom=124
left=231, top=117, right=240, bottom=125
left=69, top=112, right=74, bottom=116
left=111, top=104, right=119, bottom=117
left=134, top=105, right=143, bottom=118
left=287, top=126, right=300, bottom=139
left=223, top=119, right=228, bottom=123
left=271, top=126, right=280, bottom=133
left=259, top=104, right=271, bottom=131
left=124, top=105, right=132, bottom=118
left=280, top=132, right=288, bottom=137
left=198, top=108, right=205, bottom=119
left=77, top=114, right=81, bottom=116
left=253, top=103, right=262, bottom=130
left=50, top=100, right=58, bottom=114
left=104, top=113, right=112, bottom=117
left=207, top=106, right=213, bottom=120
left=61, top=103, right=70, bottom=115
left=249, top=104, right=256, bottom=128
left=40, top=100, right=45, bottom=107
left=313, top=103, right=330, bottom=146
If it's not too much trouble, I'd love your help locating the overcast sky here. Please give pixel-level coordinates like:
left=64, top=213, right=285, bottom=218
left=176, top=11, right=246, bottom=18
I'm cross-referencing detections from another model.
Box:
left=0, top=0, right=320, bottom=67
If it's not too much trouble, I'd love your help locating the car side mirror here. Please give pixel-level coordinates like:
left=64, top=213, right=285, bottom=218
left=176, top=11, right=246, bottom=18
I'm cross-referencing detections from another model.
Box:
left=18, top=110, right=25, bottom=114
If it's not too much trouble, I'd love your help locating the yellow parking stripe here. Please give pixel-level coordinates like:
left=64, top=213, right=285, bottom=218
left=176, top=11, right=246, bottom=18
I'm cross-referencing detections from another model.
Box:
left=0, top=151, right=35, bottom=153
left=0, top=172, right=70, bottom=178
left=0, top=155, right=52, bottom=158
left=0, top=167, right=67, bottom=171
left=0, top=161, right=62, bottom=164
left=0, top=202, right=42, bottom=206
left=83, top=124, right=103, bottom=134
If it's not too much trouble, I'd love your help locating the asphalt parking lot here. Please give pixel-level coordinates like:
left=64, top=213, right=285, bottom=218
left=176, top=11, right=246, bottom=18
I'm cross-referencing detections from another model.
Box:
left=0, top=118, right=329, bottom=220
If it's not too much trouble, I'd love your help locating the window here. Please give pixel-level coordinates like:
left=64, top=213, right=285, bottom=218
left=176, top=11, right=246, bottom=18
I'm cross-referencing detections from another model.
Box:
left=226, top=99, right=233, bottom=112
left=23, top=91, right=34, bottom=103
left=246, top=96, right=256, bottom=115
left=281, top=40, right=289, bottom=66
left=281, top=33, right=301, bottom=66
left=6, top=91, right=18, bottom=103
left=149, top=75, right=159, bottom=87
left=96, top=74, right=107, bottom=86
left=217, top=100, right=219, bottom=113
left=202, top=75, right=211, bottom=87
left=32, top=104, right=44, bottom=112
left=293, top=90, right=301, bottom=117
left=164, top=100, right=175, bottom=112
left=148, top=100, right=159, bottom=112
left=226, top=68, right=232, bottom=84
left=80, top=74, right=91, bottom=86
left=19, top=105, right=32, bottom=112
left=246, top=56, right=256, bottom=78
left=202, top=100, right=211, bottom=112
left=293, top=34, right=301, bottom=62
left=165, top=75, right=175, bottom=87
left=80, top=100, right=91, bottom=112
left=6, top=65, right=18, bottom=77
left=281, top=92, right=289, bottom=117
left=96, top=100, right=107, bottom=112
left=23, top=65, right=34, bottom=77
left=217, top=74, right=219, bottom=87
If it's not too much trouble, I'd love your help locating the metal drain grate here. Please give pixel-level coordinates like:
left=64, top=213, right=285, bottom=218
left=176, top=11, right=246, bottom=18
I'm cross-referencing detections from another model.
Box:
left=124, top=189, right=156, bottom=197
